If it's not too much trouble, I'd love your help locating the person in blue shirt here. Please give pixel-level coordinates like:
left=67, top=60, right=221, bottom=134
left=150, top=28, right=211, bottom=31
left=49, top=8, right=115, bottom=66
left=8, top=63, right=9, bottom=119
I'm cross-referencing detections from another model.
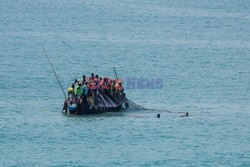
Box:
left=82, top=82, right=89, bottom=96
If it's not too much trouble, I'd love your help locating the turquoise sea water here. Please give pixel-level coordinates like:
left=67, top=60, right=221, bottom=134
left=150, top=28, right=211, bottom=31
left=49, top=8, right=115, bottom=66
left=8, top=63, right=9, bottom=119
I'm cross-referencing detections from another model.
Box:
left=1, top=0, right=250, bottom=166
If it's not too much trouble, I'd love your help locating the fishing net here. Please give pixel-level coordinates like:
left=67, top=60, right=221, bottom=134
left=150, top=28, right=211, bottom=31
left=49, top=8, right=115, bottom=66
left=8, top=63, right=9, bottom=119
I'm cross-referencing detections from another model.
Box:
left=124, top=98, right=148, bottom=110
left=124, top=98, right=186, bottom=114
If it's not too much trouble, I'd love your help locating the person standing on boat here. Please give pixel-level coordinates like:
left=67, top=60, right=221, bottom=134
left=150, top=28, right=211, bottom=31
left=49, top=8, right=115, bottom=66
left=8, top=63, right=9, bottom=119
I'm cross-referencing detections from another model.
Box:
left=94, top=74, right=99, bottom=86
left=107, top=79, right=114, bottom=94
left=81, top=82, right=89, bottom=113
left=103, top=78, right=109, bottom=90
left=111, top=80, right=116, bottom=94
left=75, top=82, right=83, bottom=100
left=82, top=75, right=86, bottom=83
left=120, top=82, right=125, bottom=94
left=67, top=87, right=74, bottom=99
left=88, top=80, right=95, bottom=90
left=98, top=77, right=105, bottom=89
left=89, top=73, right=95, bottom=81
left=82, top=82, right=89, bottom=96
left=87, top=90, right=95, bottom=110
left=115, top=82, right=122, bottom=92
left=115, top=81, right=125, bottom=97
left=71, top=79, right=77, bottom=90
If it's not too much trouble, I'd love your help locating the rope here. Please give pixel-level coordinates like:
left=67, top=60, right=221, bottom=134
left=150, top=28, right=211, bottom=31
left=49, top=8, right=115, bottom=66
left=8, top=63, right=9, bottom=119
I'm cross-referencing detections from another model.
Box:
left=125, top=98, right=186, bottom=114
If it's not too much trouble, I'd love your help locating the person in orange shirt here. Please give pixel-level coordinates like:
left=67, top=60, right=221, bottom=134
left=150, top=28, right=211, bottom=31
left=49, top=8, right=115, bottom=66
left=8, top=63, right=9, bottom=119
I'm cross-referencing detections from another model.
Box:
left=88, top=73, right=95, bottom=82
left=98, top=77, right=105, bottom=89
left=115, top=81, right=125, bottom=96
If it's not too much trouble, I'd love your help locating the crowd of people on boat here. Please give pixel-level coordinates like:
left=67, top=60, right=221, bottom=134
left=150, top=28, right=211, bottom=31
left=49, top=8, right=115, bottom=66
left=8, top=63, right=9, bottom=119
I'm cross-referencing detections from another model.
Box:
left=68, top=73, right=125, bottom=99
left=65, top=73, right=125, bottom=113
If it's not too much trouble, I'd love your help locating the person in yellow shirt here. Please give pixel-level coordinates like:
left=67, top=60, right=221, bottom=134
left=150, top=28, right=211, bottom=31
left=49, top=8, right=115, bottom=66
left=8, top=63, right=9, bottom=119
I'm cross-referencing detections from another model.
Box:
left=67, top=87, right=74, bottom=99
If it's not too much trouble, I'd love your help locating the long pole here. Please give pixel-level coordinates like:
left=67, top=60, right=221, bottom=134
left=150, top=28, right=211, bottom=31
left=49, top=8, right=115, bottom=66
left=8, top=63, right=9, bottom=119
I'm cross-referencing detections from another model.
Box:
left=113, top=67, right=118, bottom=82
left=41, top=44, right=67, bottom=100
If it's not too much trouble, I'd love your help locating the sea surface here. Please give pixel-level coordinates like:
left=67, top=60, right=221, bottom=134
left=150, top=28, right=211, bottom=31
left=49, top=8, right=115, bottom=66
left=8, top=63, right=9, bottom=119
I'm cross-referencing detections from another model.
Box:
left=0, top=0, right=250, bottom=166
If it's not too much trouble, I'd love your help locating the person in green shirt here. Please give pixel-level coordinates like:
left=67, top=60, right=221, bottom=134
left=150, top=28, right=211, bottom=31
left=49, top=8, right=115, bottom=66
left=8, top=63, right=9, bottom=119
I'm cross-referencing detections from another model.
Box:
left=75, top=82, right=83, bottom=99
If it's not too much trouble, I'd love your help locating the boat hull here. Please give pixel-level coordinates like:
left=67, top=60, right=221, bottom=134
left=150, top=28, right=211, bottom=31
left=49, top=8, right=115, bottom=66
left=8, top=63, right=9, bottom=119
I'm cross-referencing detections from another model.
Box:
left=62, top=89, right=128, bottom=116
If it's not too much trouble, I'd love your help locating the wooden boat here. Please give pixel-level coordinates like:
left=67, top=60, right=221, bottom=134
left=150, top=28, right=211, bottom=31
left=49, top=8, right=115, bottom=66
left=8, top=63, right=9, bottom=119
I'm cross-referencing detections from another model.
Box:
left=62, top=89, right=129, bottom=115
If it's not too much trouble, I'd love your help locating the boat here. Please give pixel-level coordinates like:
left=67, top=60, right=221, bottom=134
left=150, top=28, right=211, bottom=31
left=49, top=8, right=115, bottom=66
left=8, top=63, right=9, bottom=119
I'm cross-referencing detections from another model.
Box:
left=62, top=88, right=130, bottom=115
